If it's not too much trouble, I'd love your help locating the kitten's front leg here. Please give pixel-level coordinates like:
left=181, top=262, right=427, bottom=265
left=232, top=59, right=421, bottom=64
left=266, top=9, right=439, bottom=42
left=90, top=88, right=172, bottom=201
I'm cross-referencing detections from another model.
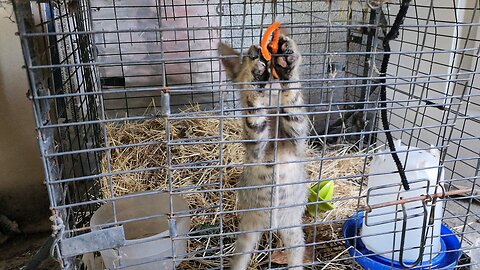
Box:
left=273, top=36, right=308, bottom=145
left=242, top=45, right=271, bottom=162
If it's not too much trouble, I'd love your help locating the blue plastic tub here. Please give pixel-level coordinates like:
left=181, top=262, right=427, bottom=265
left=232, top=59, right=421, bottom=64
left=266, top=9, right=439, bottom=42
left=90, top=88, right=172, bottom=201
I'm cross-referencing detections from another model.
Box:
left=342, top=212, right=461, bottom=270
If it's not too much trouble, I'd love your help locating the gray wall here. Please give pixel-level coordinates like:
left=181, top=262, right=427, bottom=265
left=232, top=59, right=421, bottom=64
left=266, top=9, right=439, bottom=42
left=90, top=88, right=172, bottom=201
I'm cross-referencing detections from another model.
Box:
left=0, top=6, right=50, bottom=232
left=88, top=0, right=375, bottom=137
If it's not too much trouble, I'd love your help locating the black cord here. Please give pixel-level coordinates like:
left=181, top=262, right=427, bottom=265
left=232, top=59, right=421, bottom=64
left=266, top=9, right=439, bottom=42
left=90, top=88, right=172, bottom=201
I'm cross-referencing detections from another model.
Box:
left=378, top=0, right=412, bottom=190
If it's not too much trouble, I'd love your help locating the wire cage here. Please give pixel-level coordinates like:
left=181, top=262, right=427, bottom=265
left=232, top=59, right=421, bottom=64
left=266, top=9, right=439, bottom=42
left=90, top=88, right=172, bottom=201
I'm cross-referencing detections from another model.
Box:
left=12, top=0, right=480, bottom=269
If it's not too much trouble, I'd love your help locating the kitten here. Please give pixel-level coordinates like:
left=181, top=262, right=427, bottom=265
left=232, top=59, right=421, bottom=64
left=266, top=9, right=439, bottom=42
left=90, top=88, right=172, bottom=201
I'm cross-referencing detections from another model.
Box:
left=219, top=35, right=308, bottom=270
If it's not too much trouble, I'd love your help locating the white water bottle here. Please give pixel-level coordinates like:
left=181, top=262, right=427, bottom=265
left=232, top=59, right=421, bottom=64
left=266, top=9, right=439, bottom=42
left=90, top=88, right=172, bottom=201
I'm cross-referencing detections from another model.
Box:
left=361, top=141, right=444, bottom=262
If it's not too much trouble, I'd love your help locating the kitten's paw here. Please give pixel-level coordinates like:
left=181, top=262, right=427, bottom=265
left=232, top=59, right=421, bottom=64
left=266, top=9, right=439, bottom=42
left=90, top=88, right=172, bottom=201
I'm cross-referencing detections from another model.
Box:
left=247, top=45, right=269, bottom=83
left=273, top=35, right=301, bottom=80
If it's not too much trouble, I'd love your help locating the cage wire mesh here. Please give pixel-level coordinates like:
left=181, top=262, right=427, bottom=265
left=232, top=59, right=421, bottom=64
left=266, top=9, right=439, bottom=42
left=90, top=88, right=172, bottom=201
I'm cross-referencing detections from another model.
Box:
left=12, top=0, right=480, bottom=269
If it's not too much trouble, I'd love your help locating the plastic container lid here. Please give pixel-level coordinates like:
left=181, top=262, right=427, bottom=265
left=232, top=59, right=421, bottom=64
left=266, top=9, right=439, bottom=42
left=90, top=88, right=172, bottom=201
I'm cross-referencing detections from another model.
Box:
left=307, top=180, right=334, bottom=216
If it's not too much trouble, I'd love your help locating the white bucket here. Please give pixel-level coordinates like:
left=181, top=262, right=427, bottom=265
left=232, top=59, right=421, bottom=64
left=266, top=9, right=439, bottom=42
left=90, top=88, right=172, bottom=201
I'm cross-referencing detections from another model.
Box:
left=361, top=141, right=444, bottom=262
left=90, top=192, right=190, bottom=270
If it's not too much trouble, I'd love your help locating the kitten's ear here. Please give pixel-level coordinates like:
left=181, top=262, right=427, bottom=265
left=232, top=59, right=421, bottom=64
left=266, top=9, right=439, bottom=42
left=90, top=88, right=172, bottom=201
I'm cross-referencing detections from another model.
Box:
left=218, top=42, right=241, bottom=80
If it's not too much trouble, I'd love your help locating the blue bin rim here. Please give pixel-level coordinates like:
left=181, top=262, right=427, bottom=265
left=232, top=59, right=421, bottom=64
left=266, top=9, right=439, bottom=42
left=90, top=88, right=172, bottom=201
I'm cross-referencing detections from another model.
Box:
left=342, top=212, right=461, bottom=269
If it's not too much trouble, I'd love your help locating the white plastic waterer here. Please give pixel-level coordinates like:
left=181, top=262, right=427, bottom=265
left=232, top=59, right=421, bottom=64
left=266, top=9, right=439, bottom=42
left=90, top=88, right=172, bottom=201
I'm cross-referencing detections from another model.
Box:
left=361, top=141, right=444, bottom=262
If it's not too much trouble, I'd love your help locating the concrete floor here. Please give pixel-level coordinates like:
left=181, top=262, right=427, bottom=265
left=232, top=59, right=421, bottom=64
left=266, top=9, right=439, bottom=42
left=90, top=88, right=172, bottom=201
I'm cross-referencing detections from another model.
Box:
left=445, top=198, right=480, bottom=247
left=0, top=233, right=59, bottom=270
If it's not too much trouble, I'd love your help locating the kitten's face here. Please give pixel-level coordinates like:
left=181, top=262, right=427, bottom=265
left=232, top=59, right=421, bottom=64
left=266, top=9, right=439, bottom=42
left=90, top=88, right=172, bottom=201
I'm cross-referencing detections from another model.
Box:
left=218, top=43, right=269, bottom=85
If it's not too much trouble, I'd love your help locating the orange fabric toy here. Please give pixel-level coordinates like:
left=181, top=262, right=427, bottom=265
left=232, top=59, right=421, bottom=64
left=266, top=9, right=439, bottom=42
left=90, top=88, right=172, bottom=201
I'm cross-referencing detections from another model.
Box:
left=260, top=22, right=281, bottom=79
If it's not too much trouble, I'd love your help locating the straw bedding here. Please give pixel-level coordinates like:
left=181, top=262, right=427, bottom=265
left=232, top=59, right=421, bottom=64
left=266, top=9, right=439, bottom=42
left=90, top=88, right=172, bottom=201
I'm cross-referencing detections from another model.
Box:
left=100, top=105, right=370, bottom=269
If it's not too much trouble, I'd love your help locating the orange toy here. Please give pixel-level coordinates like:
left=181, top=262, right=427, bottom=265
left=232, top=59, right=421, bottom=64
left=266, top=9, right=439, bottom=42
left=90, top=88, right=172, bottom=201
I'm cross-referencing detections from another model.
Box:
left=260, top=22, right=281, bottom=79
left=260, top=21, right=281, bottom=61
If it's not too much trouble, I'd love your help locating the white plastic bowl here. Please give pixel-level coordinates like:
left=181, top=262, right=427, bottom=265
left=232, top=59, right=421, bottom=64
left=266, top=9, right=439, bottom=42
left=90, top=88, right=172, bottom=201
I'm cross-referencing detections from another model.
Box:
left=90, top=192, right=190, bottom=270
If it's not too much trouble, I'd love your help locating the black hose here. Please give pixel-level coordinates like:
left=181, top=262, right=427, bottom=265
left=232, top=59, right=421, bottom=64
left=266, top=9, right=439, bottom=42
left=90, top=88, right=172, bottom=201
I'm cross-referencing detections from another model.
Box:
left=378, top=0, right=412, bottom=190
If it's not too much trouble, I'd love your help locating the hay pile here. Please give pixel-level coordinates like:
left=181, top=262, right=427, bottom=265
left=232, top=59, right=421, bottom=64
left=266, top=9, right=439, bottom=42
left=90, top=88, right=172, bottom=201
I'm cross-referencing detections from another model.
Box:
left=100, top=105, right=370, bottom=269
